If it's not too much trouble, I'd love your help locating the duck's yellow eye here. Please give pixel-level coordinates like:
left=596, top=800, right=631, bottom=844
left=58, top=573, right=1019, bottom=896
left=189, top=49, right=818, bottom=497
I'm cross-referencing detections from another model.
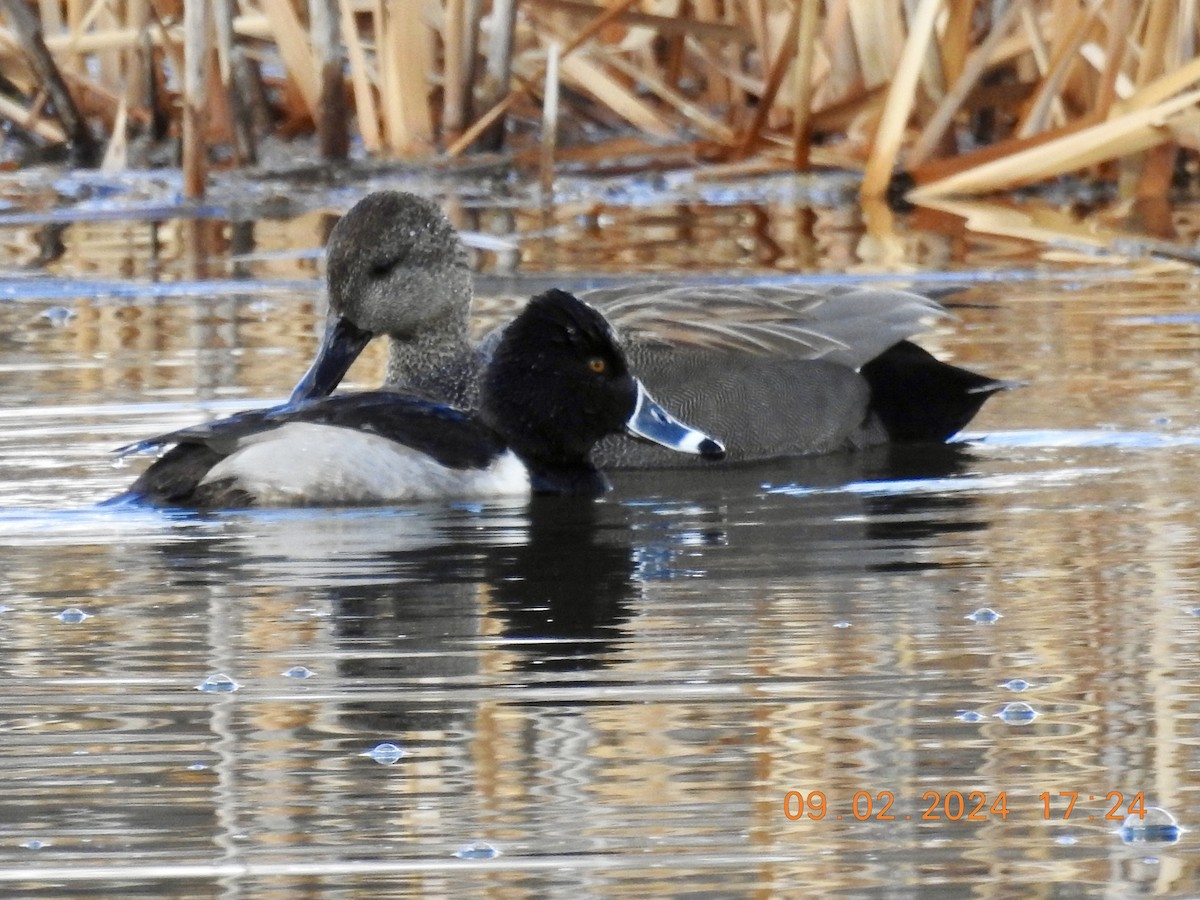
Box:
left=588, top=357, right=606, bottom=373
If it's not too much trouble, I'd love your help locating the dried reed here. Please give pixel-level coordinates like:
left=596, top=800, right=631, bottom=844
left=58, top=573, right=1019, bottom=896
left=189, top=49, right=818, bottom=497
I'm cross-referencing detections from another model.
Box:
left=0, top=0, right=1195, bottom=202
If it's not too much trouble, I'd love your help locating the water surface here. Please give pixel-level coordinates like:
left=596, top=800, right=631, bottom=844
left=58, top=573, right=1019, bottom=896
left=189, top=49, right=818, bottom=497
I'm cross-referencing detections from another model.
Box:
left=0, top=170, right=1198, bottom=896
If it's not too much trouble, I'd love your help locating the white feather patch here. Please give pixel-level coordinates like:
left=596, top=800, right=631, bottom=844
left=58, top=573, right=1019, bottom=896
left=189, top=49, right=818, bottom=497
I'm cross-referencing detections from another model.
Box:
left=199, top=422, right=531, bottom=506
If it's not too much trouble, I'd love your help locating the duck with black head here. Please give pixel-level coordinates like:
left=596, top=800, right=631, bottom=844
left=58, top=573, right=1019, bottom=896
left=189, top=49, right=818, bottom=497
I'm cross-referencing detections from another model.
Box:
left=110, top=290, right=725, bottom=509
left=290, top=191, right=1018, bottom=467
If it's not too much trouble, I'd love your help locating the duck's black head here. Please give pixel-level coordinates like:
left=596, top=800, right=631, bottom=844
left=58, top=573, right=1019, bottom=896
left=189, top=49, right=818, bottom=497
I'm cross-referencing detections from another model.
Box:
left=480, top=289, right=725, bottom=493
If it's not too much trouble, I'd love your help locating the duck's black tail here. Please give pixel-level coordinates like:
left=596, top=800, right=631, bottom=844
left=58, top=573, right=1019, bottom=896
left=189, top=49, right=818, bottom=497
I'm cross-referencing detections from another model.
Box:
left=860, top=340, right=1019, bottom=443
left=103, top=443, right=226, bottom=508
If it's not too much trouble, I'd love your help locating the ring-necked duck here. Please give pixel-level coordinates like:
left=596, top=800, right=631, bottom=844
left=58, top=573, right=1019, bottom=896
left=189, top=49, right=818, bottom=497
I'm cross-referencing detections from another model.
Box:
left=290, top=191, right=1015, bottom=466
left=112, top=289, right=725, bottom=508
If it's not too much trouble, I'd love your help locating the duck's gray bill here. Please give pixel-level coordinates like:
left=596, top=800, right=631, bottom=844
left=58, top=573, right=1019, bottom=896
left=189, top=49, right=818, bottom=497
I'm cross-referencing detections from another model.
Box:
left=289, top=315, right=373, bottom=404
left=625, top=382, right=726, bottom=460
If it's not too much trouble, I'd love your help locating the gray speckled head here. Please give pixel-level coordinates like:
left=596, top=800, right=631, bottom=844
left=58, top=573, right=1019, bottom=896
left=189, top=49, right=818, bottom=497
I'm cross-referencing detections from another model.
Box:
left=325, top=191, right=473, bottom=339
left=292, top=192, right=480, bottom=406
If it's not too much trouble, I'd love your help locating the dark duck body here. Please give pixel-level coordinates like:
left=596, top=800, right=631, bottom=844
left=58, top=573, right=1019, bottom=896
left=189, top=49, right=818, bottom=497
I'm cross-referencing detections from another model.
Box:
left=291, top=191, right=1017, bottom=466
left=114, top=290, right=724, bottom=508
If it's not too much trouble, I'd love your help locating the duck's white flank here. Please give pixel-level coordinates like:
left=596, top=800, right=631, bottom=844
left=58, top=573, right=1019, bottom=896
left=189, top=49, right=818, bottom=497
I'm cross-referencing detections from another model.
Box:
left=198, top=422, right=531, bottom=506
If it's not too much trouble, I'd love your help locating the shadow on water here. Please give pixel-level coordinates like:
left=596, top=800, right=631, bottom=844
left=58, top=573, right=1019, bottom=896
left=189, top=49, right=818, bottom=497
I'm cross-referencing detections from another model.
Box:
left=613, top=441, right=988, bottom=574
left=331, top=498, right=641, bottom=680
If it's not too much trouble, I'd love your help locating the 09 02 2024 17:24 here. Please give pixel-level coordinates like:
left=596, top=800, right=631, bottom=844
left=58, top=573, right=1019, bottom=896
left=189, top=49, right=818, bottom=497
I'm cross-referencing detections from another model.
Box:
left=782, top=789, right=1147, bottom=822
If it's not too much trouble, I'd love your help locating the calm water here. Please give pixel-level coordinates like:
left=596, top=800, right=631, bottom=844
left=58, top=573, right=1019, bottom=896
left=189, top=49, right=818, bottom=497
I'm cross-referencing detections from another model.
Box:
left=1, top=169, right=1199, bottom=897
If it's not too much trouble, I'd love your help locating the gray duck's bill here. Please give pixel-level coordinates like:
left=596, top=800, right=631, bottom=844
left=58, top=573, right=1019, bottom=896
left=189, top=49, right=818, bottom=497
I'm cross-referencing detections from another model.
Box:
left=289, top=315, right=374, bottom=404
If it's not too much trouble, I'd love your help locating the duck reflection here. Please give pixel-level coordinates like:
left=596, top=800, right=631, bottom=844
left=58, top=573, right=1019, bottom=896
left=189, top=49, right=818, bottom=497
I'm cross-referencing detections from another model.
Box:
left=152, top=439, right=986, bottom=687
left=483, top=498, right=637, bottom=672
left=855, top=443, right=991, bottom=559
left=294, top=500, right=638, bottom=741
left=322, top=499, right=638, bottom=681
left=610, top=441, right=987, bottom=577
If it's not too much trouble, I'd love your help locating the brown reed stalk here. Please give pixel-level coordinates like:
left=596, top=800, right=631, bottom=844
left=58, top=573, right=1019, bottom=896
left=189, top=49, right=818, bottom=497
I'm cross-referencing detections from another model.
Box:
left=446, top=0, right=642, bottom=156
left=539, top=41, right=560, bottom=199
left=181, top=0, right=209, bottom=198
left=791, top=0, right=821, bottom=170
left=1016, top=0, right=1096, bottom=137
left=908, top=0, right=1025, bottom=170
left=910, top=87, right=1200, bottom=198
left=339, top=0, right=381, bottom=153
left=1, top=0, right=98, bottom=165
left=310, top=0, right=347, bottom=160
left=730, top=1, right=801, bottom=160
left=259, top=0, right=320, bottom=116
left=861, top=0, right=943, bottom=198
left=378, top=0, right=434, bottom=154
left=939, top=0, right=973, bottom=85
left=1131, top=0, right=1181, bottom=197
left=442, top=0, right=467, bottom=140
left=1092, top=1, right=1134, bottom=122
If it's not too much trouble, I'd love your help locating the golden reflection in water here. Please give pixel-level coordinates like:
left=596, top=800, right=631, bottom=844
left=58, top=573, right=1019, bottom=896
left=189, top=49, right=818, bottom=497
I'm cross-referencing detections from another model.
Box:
left=2, top=191, right=1200, bottom=892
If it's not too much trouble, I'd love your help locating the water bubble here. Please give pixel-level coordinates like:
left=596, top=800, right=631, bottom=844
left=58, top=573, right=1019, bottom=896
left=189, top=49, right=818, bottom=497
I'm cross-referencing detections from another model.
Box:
left=1187, top=608, right=1200, bottom=617
left=453, top=840, right=501, bottom=860
left=282, top=666, right=316, bottom=679
left=41, top=306, right=75, bottom=327
left=21, top=840, right=47, bottom=850
left=995, top=701, right=1038, bottom=724
left=196, top=673, right=240, bottom=693
left=111, top=456, right=128, bottom=470
left=0, top=604, right=11, bottom=614
left=965, top=607, right=1002, bottom=623
left=1054, top=834, right=1078, bottom=845
left=955, top=710, right=985, bottom=722
left=1001, top=678, right=1032, bottom=692
left=187, top=762, right=209, bottom=771
left=832, top=621, right=852, bottom=629
left=56, top=607, right=91, bottom=624
left=364, top=742, right=406, bottom=765
left=1118, top=807, right=1182, bottom=844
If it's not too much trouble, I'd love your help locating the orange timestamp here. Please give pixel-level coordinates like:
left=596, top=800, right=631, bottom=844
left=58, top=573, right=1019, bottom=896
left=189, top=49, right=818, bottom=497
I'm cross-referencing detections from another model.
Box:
left=783, top=789, right=1148, bottom=822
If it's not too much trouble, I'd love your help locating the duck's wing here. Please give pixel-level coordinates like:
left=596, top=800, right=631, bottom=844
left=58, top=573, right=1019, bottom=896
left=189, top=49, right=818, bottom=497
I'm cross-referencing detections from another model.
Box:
left=117, top=393, right=506, bottom=471
left=583, top=283, right=949, bottom=367
left=116, top=405, right=297, bottom=458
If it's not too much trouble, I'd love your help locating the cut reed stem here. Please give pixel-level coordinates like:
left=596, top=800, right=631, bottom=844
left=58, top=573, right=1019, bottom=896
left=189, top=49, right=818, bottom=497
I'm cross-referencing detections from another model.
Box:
left=0, top=0, right=1193, bottom=201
